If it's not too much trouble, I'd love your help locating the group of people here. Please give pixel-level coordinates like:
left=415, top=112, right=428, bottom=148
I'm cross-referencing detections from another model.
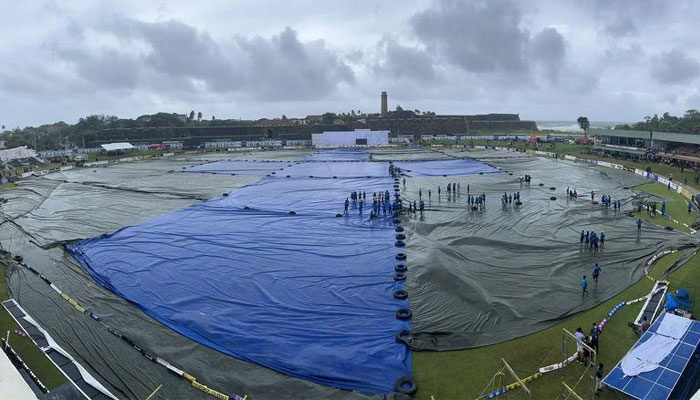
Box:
left=389, top=164, right=403, bottom=177
left=345, top=189, right=405, bottom=219
left=501, top=191, right=521, bottom=206
left=519, top=174, right=532, bottom=183
left=467, top=193, right=486, bottom=209
left=574, top=326, right=605, bottom=393
left=406, top=200, right=425, bottom=214
left=565, top=189, right=623, bottom=211
left=580, top=263, right=602, bottom=296
left=436, top=182, right=463, bottom=197
left=580, top=230, right=605, bottom=251
left=637, top=201, right=665, bottom=217
left=566, top=187, right=579, bottom=198
left=599, top=195, right=622, bottom=211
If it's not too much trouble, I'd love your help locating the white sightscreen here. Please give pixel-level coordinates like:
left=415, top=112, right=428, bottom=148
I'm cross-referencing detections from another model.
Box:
left=314, top=131, right=389, bottom=147
left=311, top=133, right=325, bottom=147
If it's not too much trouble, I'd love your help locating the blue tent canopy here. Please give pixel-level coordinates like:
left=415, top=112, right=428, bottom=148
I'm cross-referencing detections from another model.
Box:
left=603, top=313, right=700, bottom=399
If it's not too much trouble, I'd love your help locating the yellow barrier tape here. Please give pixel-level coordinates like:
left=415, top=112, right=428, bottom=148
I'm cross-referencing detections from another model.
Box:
left=183, top=372, right=197, bottom=382
left=192, top=381, right=229, bottom=400
left=68, top=298, right=86, bottom=313
left=60, top=292, right=86, bottom=313
left=504, top=372, right=542, bottom=391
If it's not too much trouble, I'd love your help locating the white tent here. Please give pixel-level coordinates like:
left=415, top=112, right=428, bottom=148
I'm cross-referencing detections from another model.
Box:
left=100, top=142, right=134, bottom=152
left=0, top=146, right=38, bottom=162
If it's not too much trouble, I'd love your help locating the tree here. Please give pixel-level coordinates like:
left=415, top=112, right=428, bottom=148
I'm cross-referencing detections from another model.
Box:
left=212, top=115, right=216, bottom=121
left=282, top=114, right=287, bottom=120
left=396, top=105, right=404, bottom=112
left=577, top=116, right=590, bottom=136
left=197, top=111, right=202, bottom=122
left=684, top=109, right=699, bottom=120
left=650, top=114, right=660, bottom=129
left=321, top=112, right=337, bottom=125
left=189, top=110, right=195, bottom=121
left=616, top=110, right=700, bottom=134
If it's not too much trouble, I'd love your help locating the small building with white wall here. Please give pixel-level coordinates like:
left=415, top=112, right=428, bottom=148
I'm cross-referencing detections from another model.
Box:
left=100, top=142, right=134, bottom=152
left=312, top=129, right=389, bottom=148
left=0, top=146, right=38, bottom=162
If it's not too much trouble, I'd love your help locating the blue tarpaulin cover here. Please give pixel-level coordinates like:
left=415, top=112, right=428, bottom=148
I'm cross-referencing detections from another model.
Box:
left=182, top=160, right=292, bottom=175
left=219, top=176, right=394, bottom=213
left=69, top=151, right=500, bottom=393
left=279, top=161, right=389, bottom=178
left=304, top=150, right=370, bottom=162
left=69, top=152, right=413, bottom=394
left=395, top=159, right=499, bottom=176
left=184, top=159, right=389, bottom=178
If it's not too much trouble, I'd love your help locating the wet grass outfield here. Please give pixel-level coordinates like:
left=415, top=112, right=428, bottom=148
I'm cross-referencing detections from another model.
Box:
left=632, top=182, right=696, bottom=232
left=414, top=250, right=700, bottom=399
left=0, top=260, right=67, bottom=389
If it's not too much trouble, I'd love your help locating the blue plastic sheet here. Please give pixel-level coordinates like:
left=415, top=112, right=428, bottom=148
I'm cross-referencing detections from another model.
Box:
left=69, top=169, right=411, bottom=394
left=395, top=159, right=499, bottom=176
left=218, top=176, right=395, bottom=214
left=183, top=160, right=292, bottom=175
left=281, top=161, right=389, bottom=178
left=304, top=149, right=370, bottom=162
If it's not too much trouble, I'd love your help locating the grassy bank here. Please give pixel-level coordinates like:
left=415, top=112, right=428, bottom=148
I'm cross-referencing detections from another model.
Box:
left=0, top=261, right=68, bottom=389
left=413, top=250, right=696, bottom=399
left=632, top=182, right=696, bottom=232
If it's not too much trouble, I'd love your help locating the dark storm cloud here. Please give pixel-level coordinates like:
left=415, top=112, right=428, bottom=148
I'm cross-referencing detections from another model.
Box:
left=408, top=0, right=568, bottom=85
left=410, top=0, right=530, bottom=74
left=4, top=0, right=700, bottom=128
left=234, top=27, right=355, bottom=100
left=49, top=19, right=353, bottom=101
left=604, top=16, right=638, bottom=39
left=603, top=43, right=645, bottom=63
left=592, top=0, right=668, bottom=22
left=372, top=37, right=435, bottom=82
left=650, top=48, right=700, bottom=84
left=134, top=20, right=238, bottom=87
left=531, top=28, right=566, bottom=82
left=52, top=47, right=143, bottom=90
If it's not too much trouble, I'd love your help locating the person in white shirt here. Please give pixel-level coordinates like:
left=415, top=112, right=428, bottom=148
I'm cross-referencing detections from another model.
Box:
left=575, top=327, right=586, bottom=363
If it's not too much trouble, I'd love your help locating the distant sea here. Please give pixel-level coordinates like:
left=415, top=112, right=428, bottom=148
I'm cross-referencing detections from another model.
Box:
left=536, top=120, right=631, bottom=132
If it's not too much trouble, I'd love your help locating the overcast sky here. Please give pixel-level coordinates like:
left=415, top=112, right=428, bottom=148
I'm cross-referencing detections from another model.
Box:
left=2, top=0, right=700, bottom=128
